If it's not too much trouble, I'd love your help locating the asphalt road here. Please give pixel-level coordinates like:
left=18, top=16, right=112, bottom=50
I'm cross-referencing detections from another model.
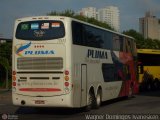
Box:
left=0, top=90, right=160, bottom=120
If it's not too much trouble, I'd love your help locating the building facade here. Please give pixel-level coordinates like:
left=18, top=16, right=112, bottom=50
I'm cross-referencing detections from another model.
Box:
left=98, top=6, right=120, bottom=32
left=79, top=7, right=97, bottom=19
left=139, top=12, right=160, bottom=40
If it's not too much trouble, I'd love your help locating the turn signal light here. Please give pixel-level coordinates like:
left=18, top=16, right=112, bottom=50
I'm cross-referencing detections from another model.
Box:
left=65, top=76, right=69, bottom=81
left=12, top=71, right=16, bottom=75
left=12, top=76, right=16, bottom=81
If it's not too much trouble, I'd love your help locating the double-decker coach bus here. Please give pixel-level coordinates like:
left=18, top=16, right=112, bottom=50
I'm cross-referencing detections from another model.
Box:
left=12, top=16, right=138, bottom=109
left=137, top=49, right=160, bottom=91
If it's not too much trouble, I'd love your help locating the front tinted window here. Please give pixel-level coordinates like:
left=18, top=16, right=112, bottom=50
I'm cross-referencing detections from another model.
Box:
left=16, top=20, right=65, bottom=40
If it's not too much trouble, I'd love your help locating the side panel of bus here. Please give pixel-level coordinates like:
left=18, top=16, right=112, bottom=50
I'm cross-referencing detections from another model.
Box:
left=72, top=45, right=126, bottom=106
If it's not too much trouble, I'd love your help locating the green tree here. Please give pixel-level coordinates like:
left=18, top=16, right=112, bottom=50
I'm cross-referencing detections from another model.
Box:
left=123, top=29, right=145, bottom=48
left=0, top=57, right=10, bottom=71
left=123, top=29, right=160, bottom=49
left=154, top=39, right=160, bottom=49
left=0, top=42, right=12, bottom=65
left=0, top=42, right=12, bottom=88
left=0, top=56, right=10, bottom=88
left=47, top=9, right=75, bottom=17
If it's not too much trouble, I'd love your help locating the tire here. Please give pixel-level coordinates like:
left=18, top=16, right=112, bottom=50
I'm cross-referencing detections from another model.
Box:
left=94, top=90, right=102, bottom=109
left=85, top=90, right=95, bottom=111
left=128, top=86, right=133, bottom=98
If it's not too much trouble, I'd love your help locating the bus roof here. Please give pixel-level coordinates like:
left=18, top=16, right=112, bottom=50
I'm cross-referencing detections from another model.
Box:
left=137, top=49, right=160, bottom=54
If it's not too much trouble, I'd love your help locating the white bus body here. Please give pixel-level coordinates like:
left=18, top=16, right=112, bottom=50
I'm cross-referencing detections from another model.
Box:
left=12, top=16, right=138, bottom=108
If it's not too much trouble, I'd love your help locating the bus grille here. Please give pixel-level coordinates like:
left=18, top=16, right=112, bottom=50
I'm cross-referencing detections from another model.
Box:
left=17, top=57, right=63, bottom=70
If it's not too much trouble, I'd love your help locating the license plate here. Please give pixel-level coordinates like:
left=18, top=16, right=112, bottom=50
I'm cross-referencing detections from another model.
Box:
left=35, top=100, right=45, bottom=104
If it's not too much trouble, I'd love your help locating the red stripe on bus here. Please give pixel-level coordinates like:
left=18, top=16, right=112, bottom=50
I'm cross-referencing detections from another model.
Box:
left=19, top=88, right=61, bottom=92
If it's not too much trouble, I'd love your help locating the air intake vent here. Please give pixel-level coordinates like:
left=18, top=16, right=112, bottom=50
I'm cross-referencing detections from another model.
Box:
left=17, top=57, right=63, bottom=70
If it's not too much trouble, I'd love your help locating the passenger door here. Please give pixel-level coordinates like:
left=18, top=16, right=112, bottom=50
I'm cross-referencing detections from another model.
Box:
left=81, top=64, right=87, bottom=107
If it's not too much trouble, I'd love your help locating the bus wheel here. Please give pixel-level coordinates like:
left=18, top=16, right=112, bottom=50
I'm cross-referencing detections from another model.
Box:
left=85, top=90, right=95, bottom=111
left=94, top=89, right=102, bottom=109
left=128, top=85, right=133, bottom=98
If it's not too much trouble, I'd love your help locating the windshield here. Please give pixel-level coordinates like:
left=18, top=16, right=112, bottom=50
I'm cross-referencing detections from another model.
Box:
left=16, top=20, right=65, bottom=40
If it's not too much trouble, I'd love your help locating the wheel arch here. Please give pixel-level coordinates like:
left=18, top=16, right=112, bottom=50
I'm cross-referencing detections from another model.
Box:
left=88, top=85, right=95, bottom=95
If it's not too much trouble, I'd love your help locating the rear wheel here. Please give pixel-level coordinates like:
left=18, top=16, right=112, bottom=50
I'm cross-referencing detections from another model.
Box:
left=85, top=90, right=95, bottom=111
left=94, top=90, right=102, bottom=109
left=128, top=84, right=133, bottom=98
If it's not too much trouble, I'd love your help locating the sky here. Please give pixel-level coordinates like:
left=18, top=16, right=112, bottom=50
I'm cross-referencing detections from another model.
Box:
left=0, top=0, right=160, bottom=38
